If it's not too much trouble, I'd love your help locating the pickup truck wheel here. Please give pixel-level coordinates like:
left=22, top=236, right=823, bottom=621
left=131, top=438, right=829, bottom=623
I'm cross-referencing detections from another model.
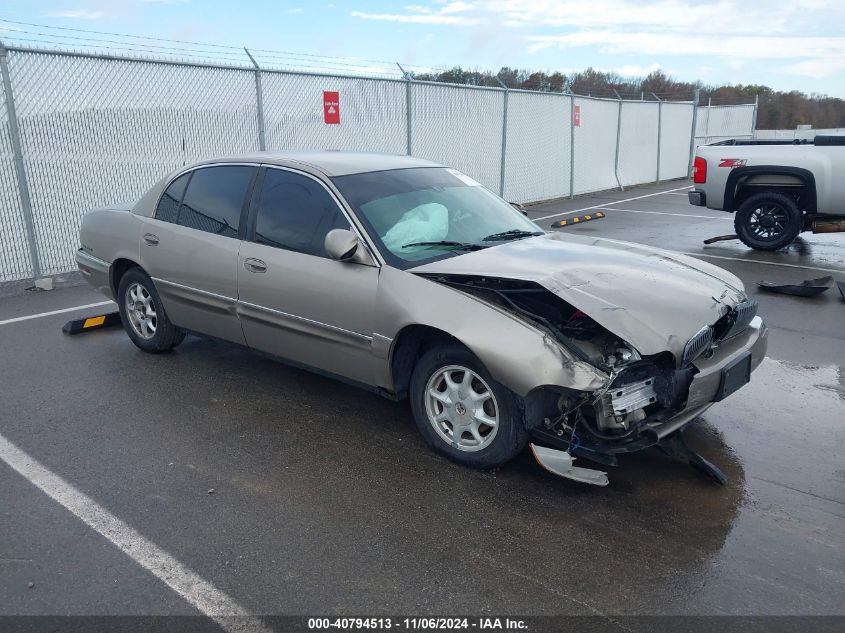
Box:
left=117, top=268, right=185, bottom=353
left=409, top=343, right=528, bottom=469
left=734, top=192, right=802, bottom=251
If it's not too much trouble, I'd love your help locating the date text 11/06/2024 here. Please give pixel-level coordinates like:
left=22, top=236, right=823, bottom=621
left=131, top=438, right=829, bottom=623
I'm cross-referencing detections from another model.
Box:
left=307, top=617, right=528, bottom=630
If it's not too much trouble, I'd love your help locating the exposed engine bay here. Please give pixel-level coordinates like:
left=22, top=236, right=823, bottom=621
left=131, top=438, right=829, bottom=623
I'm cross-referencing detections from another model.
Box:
left=421, top=273, right=758, bottom=485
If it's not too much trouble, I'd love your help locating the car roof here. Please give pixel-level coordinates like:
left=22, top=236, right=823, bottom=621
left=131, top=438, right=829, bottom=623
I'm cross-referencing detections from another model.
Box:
left=195, top=151, right=444, bottom=177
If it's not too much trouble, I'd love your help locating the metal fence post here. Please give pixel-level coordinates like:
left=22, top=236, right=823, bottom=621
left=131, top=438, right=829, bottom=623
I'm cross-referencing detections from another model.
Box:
left=654, top=94, right=663, bottom=183
left=613, top=90, right=624, bottom=191
left=397, top=63, right=412, bottom=156
left=497, top=80, right=508, bottom=197
left=751, top=94, right=759, bottom=138
left=0, top=41, right=41, bottom=280
left=688, top=88, right=701, bottom=178
left=569, top=94, right=575, bottom=199
left=244, top=48, right=266, bottom=151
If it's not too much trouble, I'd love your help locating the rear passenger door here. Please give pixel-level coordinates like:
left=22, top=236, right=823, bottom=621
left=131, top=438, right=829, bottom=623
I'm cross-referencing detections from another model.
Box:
left=237, top=166, right=380, bottom=386
left=141, top=164, right=257, bottom=344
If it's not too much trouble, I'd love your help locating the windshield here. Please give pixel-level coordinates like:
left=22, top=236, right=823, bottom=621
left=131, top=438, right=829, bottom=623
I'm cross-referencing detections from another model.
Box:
left=332, top=167, right=543, bottom=268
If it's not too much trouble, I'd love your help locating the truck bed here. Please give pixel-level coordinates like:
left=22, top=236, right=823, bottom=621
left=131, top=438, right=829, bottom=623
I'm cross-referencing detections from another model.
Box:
left=712, top=135, right=845, bottom=147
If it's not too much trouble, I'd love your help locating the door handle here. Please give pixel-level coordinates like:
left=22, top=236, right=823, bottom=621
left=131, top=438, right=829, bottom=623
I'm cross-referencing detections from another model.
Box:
left=143, top=233, right=159, bottom=246
left=244, top=258, right=267, bottom=273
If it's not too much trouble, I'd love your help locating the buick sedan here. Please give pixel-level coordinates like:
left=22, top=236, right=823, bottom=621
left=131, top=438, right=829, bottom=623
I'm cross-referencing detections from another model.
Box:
left=77, top=152, right=768, bottom=485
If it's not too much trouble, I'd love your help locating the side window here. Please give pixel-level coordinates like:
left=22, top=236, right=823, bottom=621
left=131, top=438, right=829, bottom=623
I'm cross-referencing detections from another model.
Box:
left=177, top=166, right=255, bottom=238
left=254, top=169, right=350, bottom=257
left=155, top=173, right=190, bottom=224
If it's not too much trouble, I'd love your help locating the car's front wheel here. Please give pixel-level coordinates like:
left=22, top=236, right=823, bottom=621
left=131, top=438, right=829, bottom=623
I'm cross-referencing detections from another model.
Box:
left=409, top=343, right=528, bottom=469
left=117, top=268, right=185, bottom=353
left=734, top=191, right=803, bottom=251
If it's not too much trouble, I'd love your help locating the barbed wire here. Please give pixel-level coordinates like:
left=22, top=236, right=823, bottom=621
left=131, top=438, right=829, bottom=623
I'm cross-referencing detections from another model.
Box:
left=0, top=18, right=737, bottom=100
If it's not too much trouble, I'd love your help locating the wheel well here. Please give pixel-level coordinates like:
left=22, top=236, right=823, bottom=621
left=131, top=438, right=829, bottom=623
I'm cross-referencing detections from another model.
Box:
left=110, top=258, right=141, bottom=296
left=390, top=325, right=462, bottom=400
left=732, top=183, right=807, bottom=213
left=727, top=168, right=816, bottom=213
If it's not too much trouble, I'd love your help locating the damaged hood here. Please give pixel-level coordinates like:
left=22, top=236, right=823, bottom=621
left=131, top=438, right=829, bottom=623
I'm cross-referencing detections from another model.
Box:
left=411, top=232, right=747, bottom=358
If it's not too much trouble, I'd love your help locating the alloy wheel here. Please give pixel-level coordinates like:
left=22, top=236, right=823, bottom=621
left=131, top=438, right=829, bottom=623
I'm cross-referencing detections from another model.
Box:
left=125, top=282, right=157, bottom=340
left=424, top=365, right=499, bottom=452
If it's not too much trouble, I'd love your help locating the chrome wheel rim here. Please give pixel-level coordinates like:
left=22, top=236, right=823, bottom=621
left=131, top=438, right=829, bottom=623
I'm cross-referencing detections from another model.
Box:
left=748, top=203, right=789, bottom=241
left=125, top=282, right=157, bottom=340
left=424, top=364, right=499, bottom=453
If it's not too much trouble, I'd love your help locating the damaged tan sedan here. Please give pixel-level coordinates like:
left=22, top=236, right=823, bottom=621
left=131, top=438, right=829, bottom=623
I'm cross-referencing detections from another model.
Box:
left=77, top=152, right=768, bottom=486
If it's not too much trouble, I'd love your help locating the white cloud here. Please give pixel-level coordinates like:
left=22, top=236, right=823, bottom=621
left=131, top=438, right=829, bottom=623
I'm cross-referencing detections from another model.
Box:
left=519, top=3, right=845, bottom=80
left=525, top=31, right=845, bottom=61
left=440, top=1, right=475, bottom=13
left=349, top=0, right=845, bottom=81
left=352, top=1, right=480, bottom=25
left=43, top=10, right=105, bottom=19
left=783, top=58, right=845, bottom=79
left=614, top=63, right=662, bottom=77
left=403, top=4, right=433, bottom=13
left=287, top=7, right=304, bottom=13
left=351, top=0, right=839, bottom=34
left=350, top=10, right=480, bottom=25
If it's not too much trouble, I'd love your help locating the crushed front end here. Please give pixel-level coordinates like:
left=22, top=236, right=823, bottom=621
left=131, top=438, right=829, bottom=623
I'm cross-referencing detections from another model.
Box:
left=426, top=274, right=768, bottom=484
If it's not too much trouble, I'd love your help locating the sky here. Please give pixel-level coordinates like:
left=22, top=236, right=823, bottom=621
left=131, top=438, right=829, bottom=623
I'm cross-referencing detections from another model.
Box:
left=1, top=0, right=844, bottom=96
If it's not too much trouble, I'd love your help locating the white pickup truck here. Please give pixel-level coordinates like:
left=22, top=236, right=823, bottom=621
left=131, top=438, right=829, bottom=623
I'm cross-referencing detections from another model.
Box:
left=688, top=135, right=845, bottom=250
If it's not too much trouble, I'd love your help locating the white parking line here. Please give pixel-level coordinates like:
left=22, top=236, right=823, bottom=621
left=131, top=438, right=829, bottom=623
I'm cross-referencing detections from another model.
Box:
left=533, top=185, right=693, bottom=221
left=592, top=207, right=732, bottom=221
left=0, top=433, right=272, bottom=633
left=678, top=252, right=845, bottom=274
left=666, top=192, right=690, bottom=196
left=0, top=301, right=114, bottom=327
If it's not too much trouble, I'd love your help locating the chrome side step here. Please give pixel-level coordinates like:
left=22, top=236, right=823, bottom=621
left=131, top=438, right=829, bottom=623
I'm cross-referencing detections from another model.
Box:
left=529, top=444, right=609, bottom=487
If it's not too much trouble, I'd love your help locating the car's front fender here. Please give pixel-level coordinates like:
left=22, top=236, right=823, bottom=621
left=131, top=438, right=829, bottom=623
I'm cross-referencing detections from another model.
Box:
left=373, top=266, right=608, bottom=397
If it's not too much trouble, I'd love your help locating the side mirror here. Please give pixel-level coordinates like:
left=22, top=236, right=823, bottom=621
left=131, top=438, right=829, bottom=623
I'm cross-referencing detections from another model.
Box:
left=324, top=228, right=360, bottom=261
left=510, top=202, right=528, bottom=217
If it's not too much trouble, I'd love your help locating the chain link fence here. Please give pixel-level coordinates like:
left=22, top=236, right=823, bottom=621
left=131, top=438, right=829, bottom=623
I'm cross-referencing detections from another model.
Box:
left=755, top=127, right=845, bottom=140
left=694, top=103, right=757, bottom=146
left=0, top=45, right=755, bottom=283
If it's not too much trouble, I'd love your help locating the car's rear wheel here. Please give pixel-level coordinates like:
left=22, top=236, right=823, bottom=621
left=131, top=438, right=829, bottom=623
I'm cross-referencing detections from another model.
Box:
left=734, top=191, right=803, bottom=251
left=117, top=268, right=185, bottom=353
left=409, top=343, right=528, bottom=469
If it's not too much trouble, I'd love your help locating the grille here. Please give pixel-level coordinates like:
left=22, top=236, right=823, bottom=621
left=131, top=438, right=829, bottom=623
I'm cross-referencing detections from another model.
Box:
left=683, top=324, right=713, bottom=365
left=717, top=299, right=758, bottom=341
left=731, top=299, right=758, bottom=333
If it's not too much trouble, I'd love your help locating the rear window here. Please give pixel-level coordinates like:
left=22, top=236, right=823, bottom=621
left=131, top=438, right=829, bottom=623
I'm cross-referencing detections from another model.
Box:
left=154, top=173, right=190, bottom=224
left=176, top=166, right=256, bottom=237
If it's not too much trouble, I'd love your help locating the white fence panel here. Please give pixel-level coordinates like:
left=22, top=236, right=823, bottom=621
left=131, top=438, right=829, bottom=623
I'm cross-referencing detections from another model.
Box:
left=573, top=97, right=619, bottom=195
left=262, top=72, right=406, bottom=154
left=0, top=74, right=33, bottom=282
left=660, top=102, right=694, bottom=180
left=617, top=101, right=659, bottom=187
left=7, top=50, right=259, bottom=276
left=755, top=128, right=845, bottom=140
left=695, top=104, right=755, bottom=145
left=411, top=82, right=504, bottom=192
left=503, top=91, right=571, bottom=203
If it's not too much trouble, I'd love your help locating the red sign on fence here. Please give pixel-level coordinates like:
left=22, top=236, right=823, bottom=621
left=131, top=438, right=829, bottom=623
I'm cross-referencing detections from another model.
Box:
left=573, top=105, right=581, bottom=127
left=323, top=91, right=340, bottom=124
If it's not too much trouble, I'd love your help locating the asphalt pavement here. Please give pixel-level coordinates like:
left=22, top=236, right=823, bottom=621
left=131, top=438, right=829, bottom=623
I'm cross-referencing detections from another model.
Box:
left=1, top=180, right=843, bottom=630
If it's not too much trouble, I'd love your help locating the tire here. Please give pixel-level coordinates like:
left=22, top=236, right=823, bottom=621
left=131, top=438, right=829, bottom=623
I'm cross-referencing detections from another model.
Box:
left=734, top=191, right=803, bottom=251
left=117, top=268, right=185, bottom=353
left=409, top=343, right=528, bottom=469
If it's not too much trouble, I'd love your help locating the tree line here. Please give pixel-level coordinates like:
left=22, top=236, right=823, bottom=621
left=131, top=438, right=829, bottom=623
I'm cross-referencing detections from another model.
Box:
left=412, top=67, right=845, bottom=130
